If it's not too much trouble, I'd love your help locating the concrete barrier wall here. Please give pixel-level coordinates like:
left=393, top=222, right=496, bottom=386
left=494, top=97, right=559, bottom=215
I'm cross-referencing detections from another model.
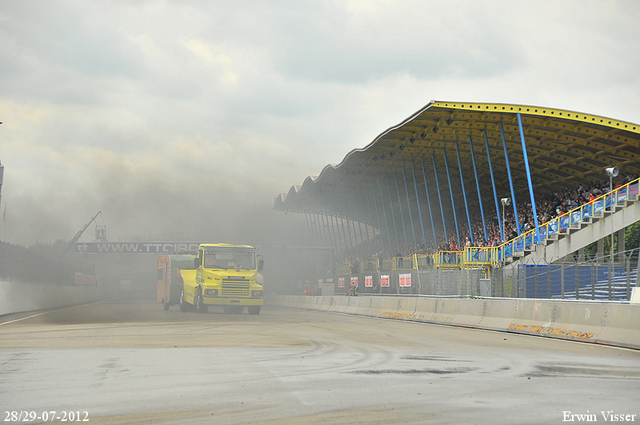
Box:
left=270, top=295, right=640, bottom=350
left=0, top=281, right=103, bottom=316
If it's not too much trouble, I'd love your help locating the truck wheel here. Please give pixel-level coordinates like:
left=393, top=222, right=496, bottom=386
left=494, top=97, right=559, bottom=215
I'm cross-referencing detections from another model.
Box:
left=248, top=306, right=261, bottom=315
left=179, top=289, right=188, bottom=312
left=195, top=290, right=208, bottom=313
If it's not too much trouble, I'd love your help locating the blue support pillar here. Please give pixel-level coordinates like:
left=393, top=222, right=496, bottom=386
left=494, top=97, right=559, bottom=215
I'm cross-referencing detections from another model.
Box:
left=364, top=187, right=378, bottom=254
left=394, top=173, right=409, bottom=252
left=321, top=212, right=333, bottom=249
left=517, top=113, right=541, bottom=243
left=402, top=165, right=418, bottom=250
left=500, top=122, right=520, bottom=237
left=332, top=213, right=342, bottom=253
left=340, top=199, right=355, bottom=253
left=469, top=135, right=488, bottom=243
left=386, top=175, right=401, bottom=252
left=305, top=212, right=314, bottom=246
left=421, top=158, right=438, bottom=250
left=411, top=161, right=428, bottom=251
left=341, top=215, right=352, bottom=253
left=346, top=195, right=360, bottom=257
left=484, top=129, right=503, bottom=242
left=329, top=212, right=343, bottom=253
left=377, top=177, right=393, bottom=251
left=314, top=213, right=323, bottom=246
left=351, top=189, right=367, bottom=256
left=431, top=154, right=449, bottom=247
left=455, top=140, right=474, bottom=245
left=443, top=149, right=461, bottom=246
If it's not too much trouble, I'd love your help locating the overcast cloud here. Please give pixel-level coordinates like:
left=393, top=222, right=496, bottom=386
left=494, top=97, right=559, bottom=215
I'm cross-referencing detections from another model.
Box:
left=1, top=0, right=639, bottom=246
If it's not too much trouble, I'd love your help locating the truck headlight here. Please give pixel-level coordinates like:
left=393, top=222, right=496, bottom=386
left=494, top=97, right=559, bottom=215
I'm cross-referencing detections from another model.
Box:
left=204, top=289, right=218, bottom=297
left=251, top=290, right=263, bottom=298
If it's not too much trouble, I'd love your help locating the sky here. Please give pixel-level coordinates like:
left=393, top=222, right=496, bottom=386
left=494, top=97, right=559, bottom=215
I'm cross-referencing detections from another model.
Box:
left=1, top=0, right=639, bottom=247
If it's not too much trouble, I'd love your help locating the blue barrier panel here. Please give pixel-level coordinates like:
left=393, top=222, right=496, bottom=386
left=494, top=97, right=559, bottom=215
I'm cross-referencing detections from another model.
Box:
left=605, top=194, right=612, bottom=209
left=548, top=219, right=558, bottom=235
left=515, top=237, right=524, bottom=252
left=504, top=243, right=513, bottom=257
left=571, top=210, right=581, bottom=225
left=538, top=226, right=547, bottom=240
left=631, top=182, right=639, bottom=197
left=559, top=215, right=570, bottom=231
left=594, top=199, right=605, bottom=214
left=617, top=187, right=628, bottom=203
left=582, top=203, right=592, bottom=219
left=525, top=234, right=533, bottom=248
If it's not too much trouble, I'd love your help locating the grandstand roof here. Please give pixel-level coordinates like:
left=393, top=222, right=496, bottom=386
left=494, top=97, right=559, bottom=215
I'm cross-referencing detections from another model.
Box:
left=274, top=101, right=640, bottom=217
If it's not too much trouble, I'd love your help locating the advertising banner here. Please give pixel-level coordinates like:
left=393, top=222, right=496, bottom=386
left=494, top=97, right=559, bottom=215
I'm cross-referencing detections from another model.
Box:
left=75, top=242, right=202, bottom=254
left=380, top=275, right=390, bottom=287
left=399, top=273, right=411, bottom=287
left=365, top=275, right=373, bottom=287
left=338, top=277, right=345, bottom=288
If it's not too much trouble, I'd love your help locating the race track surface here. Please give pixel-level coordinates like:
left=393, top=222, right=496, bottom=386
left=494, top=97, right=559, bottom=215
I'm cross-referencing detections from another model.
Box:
left=1, top=298, right=639, bottom=424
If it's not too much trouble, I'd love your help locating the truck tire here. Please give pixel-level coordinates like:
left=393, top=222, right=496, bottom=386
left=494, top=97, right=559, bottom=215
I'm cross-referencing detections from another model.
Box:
left=195, top=289, right=208, bottom=313
left=248, top=306, right=261, bottom=315
left=179, top=289, right=188, bottom=312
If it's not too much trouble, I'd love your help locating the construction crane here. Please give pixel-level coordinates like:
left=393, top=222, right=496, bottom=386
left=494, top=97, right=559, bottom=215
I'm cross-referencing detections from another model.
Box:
left=58, top=211, right=102, bottom=261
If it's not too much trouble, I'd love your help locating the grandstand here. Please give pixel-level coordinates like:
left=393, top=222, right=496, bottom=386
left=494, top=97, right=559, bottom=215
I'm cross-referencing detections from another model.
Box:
left=273, top=101, right=640, bottom=300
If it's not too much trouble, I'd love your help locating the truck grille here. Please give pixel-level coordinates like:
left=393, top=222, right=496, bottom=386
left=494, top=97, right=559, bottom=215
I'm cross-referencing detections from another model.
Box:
left=222, top=280, right=250, bottom=297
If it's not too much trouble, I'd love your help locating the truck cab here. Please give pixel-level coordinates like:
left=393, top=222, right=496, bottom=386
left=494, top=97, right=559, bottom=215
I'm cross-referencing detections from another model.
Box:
left=180, top=243, right=264, bottom=314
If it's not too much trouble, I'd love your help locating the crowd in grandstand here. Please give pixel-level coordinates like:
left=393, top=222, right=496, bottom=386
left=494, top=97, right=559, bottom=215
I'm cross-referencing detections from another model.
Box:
left=339, top=172, right=639, bottom=270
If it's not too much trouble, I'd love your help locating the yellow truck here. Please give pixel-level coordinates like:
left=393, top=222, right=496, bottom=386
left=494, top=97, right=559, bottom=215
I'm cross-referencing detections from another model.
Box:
left=178, top=243, right=264, bottom=315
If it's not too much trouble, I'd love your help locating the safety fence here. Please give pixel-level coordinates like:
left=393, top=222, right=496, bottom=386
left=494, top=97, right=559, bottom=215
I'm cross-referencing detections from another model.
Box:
left=310, top=249, right=638, bottom=300
left=310, top=268, right=482, bottom=297
left=491, top=249, right=640, bottom=301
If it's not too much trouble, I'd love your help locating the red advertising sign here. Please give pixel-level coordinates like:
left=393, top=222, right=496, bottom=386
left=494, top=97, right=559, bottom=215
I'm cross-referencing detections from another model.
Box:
left=399, top=273, right=411, bottom=287
left=365, top=275, right=373, bottom=287
left=338, top=277, right=345, bottom=288
left=380, top=274, right=390, bottom=287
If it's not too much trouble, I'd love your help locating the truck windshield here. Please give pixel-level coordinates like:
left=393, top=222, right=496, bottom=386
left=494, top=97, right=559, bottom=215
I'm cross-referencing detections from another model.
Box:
left=204, top=249, right=256, bottom=270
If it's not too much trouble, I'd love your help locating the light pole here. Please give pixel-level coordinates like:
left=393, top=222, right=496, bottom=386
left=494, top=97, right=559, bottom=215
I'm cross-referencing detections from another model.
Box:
left=501, top=197, right=511, bottom=243
left=605, top=166, right=619, bottom=299
left=605, top=167, right=619, bottom=262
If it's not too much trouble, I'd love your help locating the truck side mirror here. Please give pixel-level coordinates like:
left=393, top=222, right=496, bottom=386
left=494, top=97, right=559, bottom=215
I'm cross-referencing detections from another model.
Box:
left=258, top=259, right=264, bottom=272
left=194, top=256, right=201, bottom=268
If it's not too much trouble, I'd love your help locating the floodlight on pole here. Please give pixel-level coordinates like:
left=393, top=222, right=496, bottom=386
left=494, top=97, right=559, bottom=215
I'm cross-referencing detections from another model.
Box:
left=500, top=198, right=510, bottom=242
left=605, top=166, right=619, bottom=298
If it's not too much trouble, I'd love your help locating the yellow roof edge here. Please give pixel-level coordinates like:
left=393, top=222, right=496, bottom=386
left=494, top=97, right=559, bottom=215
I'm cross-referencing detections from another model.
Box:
left=430, top=101, right=640, bottom=134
